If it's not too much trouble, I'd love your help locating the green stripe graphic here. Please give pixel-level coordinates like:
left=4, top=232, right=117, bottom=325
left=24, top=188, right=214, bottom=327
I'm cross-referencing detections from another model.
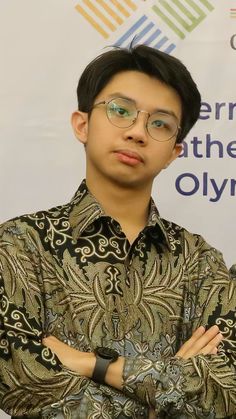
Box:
left=152, top=0, right=214, bottom=39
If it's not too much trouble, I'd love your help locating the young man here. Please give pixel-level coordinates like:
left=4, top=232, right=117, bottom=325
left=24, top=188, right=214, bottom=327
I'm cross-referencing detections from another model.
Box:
left=0, top=45, right=235, bottom=418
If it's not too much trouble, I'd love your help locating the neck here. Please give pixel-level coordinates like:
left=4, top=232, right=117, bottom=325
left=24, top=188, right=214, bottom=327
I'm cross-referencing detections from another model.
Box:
left=86, top=174, right=153, bottom=241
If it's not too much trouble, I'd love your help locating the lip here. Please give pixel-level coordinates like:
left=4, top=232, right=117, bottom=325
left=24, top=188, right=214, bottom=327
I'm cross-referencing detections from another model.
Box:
left=114, top=149, right=144, bottom=163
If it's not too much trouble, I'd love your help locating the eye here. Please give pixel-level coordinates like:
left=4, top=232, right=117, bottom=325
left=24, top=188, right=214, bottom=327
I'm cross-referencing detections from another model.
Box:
left=149, top=114, right=174, bottom=132
left=151, top=119, right=167, bottom=129
left=110, top=103, right=130, bottom=117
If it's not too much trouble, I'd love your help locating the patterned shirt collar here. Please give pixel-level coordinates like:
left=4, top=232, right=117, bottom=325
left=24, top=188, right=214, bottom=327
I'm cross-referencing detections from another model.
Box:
left=146, top=198, right=172, bottom=249
left=69, top=179, right=172, bottom=250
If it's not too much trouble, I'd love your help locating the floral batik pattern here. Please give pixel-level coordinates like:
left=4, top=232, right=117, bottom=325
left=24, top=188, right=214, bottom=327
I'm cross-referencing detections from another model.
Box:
left=0, top=180, right=235, bottom=418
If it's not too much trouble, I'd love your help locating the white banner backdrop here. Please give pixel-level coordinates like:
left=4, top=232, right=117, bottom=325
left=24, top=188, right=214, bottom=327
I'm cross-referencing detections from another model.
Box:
left=0, top=0, right=235, bottom=416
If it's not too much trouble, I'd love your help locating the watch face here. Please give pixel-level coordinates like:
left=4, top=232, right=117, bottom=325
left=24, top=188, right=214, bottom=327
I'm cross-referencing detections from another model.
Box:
left=95, top=347, right=119, bottom=360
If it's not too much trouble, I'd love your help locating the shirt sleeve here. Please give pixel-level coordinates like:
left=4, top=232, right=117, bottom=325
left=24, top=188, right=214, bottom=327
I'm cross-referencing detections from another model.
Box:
left=122, top=240, right=236, bottom=417
left=0, top=221, right=104, bottom=416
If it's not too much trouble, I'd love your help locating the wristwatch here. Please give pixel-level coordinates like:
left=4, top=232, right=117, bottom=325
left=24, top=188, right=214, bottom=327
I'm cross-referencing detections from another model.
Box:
left=92, top=346, right=119, bottom=384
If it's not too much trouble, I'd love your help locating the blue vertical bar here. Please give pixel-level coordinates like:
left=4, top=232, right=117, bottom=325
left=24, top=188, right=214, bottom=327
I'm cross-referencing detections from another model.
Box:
left=114, top=15, right=147, bottom=47
left=164, top=43, right=176, bottom=54
left=144, top=28, right=161, bottom=45
left=131, top=22, right=155, bottom=45
left=154, top=36, right=168, bottom=49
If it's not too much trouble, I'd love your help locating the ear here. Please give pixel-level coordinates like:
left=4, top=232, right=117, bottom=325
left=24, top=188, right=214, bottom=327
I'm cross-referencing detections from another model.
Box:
left=164, top=143, right=183, bottom=168
left=71, top=111, right=88, bottom=145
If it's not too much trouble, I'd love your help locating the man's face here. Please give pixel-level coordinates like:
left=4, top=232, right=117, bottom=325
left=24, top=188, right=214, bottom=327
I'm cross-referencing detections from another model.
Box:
left=72, top=70, right=182, bottom=190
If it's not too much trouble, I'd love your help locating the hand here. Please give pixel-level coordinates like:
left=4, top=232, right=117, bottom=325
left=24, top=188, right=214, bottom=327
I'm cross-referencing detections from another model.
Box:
left=176, top=325, right=223, bottom=359
left=42, top=336, right=95, bottom=376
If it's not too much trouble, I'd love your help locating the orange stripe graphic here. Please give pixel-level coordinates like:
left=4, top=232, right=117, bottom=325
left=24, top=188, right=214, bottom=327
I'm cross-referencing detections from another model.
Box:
left=83, top=0, right=116, bottom=31
left=110, top=0, right=130, bottom=17
left=95, top=0, right=123, bottom=24
left=124, top=0, right=137, bottom=11
left=75, top=4, right=109, bottom=38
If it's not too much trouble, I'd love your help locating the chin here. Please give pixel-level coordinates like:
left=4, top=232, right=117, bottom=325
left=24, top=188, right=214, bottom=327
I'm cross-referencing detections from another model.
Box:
left=110, top=174, right=151, bottom=190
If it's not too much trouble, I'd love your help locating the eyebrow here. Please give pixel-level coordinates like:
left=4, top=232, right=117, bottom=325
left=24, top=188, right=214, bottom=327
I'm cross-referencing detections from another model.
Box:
left=106, top=92, right=179, bottom=119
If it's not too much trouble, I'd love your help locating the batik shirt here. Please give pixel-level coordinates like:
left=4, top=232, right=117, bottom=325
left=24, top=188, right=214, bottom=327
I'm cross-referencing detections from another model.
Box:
left=0, top=180, right=235, bottom=418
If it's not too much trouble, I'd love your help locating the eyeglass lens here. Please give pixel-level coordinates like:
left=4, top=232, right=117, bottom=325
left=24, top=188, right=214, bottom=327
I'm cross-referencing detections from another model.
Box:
left=106, top=98, right=178, bottom=142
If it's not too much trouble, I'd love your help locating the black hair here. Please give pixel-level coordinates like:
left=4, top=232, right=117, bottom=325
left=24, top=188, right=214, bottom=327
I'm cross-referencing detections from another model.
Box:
left=76, top=45, right=201, bottom=143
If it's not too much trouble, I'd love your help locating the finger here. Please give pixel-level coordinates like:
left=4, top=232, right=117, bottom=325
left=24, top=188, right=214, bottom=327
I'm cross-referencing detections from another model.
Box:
left=176, top=326, right=206, bottom=357
left=193, top=325, right=220, bottom=351
left=188, top=325, right=220, bottom=353
left=179, top=331, right=223, bottom=359
left=43, top=336, right=60, bottom=344
left=200, top=333, right=223, bottom=355
left=43, top=335, right=58, bottom=341
left=42, top=337, right=52, bottom=346
left=42, top=336, right=65, bottom=354
left=176, top=325, right=220, bottom=358
left=177, top=326, right=208, bottom=357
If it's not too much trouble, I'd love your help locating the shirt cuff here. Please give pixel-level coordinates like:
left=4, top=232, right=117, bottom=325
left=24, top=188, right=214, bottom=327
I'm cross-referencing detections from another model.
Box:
left=122, top=356, right=188, bottom=413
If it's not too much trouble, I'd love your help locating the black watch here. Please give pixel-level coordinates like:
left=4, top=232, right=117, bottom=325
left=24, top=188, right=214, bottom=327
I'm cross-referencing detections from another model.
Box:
left=92, top=347, right=119, bottom=385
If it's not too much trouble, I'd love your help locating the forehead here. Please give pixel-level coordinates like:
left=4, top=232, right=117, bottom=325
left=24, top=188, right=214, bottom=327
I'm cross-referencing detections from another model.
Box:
left=96, top=70, right=182, bottom=119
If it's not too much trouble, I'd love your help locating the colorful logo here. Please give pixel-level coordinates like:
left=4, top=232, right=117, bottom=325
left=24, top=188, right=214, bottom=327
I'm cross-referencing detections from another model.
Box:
left=75, top=0, right=214, bottom=53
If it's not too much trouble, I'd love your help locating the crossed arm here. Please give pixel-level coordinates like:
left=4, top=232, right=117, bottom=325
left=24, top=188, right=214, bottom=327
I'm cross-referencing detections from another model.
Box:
left=43, top=326, right=226, bottom=418
left=43, top=325, right=223, bottom=391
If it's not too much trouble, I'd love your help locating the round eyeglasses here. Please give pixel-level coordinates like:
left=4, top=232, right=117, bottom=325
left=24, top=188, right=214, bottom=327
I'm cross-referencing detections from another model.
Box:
left=92, top=97, right=181, bottom=142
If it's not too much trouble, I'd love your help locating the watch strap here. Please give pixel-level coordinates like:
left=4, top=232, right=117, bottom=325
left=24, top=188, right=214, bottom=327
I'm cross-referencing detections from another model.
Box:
left=92, top=356, right=112, bottom=384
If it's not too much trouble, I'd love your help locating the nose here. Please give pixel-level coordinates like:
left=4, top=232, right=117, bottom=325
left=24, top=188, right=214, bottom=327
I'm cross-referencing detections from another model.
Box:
left=122, top=111, right=149, bottom=145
